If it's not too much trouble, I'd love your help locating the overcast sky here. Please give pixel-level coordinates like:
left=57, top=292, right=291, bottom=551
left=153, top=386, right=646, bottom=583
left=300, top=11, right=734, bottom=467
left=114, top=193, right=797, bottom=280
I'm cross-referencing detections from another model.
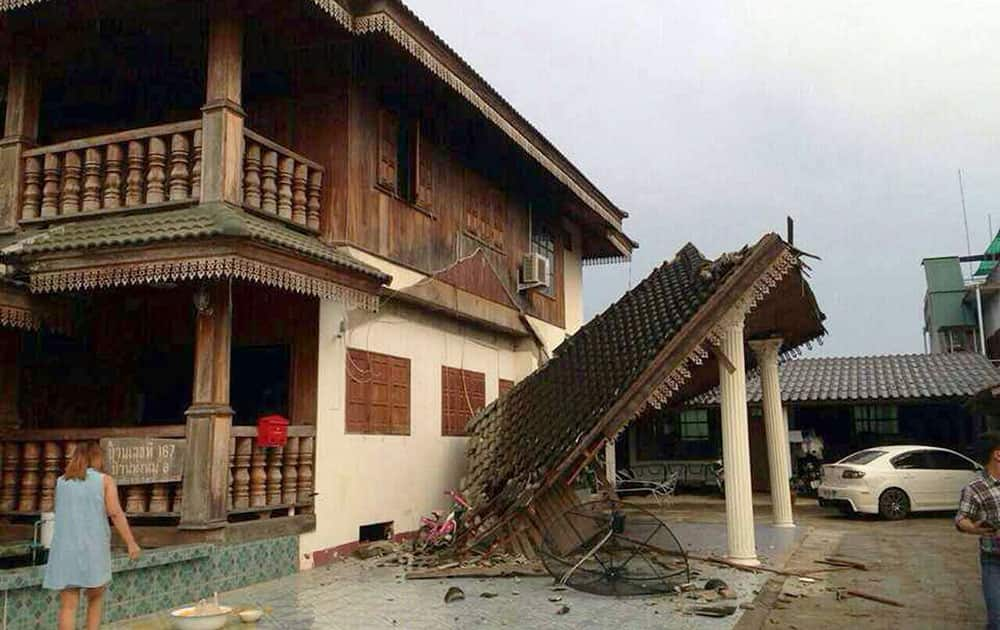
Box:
left=406, top=0, right=1000, bottom=357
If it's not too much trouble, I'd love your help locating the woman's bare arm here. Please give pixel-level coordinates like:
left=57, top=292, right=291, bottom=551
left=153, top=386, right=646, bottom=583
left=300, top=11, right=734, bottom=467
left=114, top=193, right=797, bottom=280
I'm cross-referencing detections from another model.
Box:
left=103, top=475, right=142, bottom=560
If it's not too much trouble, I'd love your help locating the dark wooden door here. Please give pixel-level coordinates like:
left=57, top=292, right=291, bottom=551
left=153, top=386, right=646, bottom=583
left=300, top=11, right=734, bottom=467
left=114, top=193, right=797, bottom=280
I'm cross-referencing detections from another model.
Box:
left=749, top=416, right=770, bottom=492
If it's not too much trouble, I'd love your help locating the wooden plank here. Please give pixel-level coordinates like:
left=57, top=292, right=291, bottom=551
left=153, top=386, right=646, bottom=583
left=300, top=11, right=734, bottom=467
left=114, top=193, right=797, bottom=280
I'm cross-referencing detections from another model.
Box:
left=406, top=562, right=546, bottom=580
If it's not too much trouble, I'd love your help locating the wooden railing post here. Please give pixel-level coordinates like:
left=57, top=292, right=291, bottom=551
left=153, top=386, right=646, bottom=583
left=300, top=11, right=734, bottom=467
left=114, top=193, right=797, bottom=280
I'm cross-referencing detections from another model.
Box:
left=200, top=0, right=245, bottom=206
left=0, top=47, right=41, bottom=229
left=179, top=282, right=233, bottom=530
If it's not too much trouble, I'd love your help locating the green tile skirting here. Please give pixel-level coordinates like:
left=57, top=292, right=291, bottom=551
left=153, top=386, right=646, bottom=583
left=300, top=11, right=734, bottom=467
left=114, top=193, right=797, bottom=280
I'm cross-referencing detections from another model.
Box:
left=0, top=543, right=214, bottom=591
left=0, top=536, right=298, bottom=630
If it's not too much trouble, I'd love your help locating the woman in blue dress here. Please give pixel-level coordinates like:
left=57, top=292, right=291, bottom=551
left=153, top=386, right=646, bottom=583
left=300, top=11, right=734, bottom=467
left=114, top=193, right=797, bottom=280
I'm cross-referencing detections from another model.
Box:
left=43, top=441, right=142, bottom=630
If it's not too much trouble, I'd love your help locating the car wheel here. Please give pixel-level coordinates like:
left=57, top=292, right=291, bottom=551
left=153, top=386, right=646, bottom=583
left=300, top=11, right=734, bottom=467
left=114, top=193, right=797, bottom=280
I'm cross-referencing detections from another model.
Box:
left=878, top=488, right=910, bottom=520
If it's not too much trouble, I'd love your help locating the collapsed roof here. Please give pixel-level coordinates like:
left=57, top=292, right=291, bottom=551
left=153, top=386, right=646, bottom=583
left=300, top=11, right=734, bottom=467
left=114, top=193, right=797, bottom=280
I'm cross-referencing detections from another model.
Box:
left=459, top=233, right=826, bottom=552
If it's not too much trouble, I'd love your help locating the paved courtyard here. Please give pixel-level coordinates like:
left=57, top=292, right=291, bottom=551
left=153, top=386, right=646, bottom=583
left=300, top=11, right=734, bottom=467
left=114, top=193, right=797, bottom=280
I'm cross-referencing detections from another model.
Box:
left=110, top=516, right=800, bottom=629
left=109, top=496, right=983, bottom=629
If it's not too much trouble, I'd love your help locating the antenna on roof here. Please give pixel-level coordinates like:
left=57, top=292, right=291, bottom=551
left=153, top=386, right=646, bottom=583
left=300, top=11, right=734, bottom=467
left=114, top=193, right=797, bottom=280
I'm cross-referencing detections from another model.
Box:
left=786, top=216, right=794, bottom=246
left=959, top=169, right=973, bottom=277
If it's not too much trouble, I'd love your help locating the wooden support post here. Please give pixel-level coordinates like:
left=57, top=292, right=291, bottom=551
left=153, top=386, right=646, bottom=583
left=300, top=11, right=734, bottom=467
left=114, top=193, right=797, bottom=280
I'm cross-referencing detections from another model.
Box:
left=180, top=282, right=233, bottom=530
left=200, top=0, right=245, bottom=206
left=0, top=44, right=41, bottom=229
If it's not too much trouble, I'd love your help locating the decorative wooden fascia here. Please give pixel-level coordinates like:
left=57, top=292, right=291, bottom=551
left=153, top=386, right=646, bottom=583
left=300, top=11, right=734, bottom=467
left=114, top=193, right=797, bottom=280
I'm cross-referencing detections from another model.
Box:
left=20, top=240, right=383, bottom=312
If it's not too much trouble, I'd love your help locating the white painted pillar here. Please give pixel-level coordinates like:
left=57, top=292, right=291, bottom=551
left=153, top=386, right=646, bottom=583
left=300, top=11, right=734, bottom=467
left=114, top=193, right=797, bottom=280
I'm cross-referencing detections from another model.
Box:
left=750, top=338, right=795, bottom=528
left=718, top=317, right=759, bottom=566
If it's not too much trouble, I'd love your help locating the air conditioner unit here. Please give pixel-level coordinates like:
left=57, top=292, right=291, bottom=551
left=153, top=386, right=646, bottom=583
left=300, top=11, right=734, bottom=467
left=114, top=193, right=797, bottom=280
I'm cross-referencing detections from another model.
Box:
left=520, top=252, right=550, bottom=290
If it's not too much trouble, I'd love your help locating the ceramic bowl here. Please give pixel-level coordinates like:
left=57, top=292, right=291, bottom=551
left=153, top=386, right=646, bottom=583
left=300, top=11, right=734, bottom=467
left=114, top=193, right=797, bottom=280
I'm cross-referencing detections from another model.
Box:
left=238, top=608, right=264, bottom=623
left=169, top=605, right=233, bottom=630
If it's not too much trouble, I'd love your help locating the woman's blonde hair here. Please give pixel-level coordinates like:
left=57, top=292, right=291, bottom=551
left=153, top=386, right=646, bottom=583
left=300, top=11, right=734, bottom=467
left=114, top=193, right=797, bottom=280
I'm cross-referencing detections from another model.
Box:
left=63, top=441, right=104, bottom=481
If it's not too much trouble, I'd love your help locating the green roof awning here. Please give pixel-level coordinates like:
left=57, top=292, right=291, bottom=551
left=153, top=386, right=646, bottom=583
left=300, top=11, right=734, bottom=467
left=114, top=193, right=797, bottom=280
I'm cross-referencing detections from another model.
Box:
left=976, top=230, right=1000, bottom=277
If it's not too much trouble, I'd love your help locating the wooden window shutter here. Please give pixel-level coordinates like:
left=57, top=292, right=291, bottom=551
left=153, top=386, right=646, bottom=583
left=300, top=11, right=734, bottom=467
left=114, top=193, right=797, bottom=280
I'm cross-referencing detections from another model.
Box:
left=442, top=367, right=486, bottom=436
left=499, top=378, right=514, bottom=397
left=346, top=349, right=371, bottom=433
left=347, top=349, right=410, bottom=435
left=414, top=124, right=434, bottom=211
left=377, top=109, right=399, bottom=193
left=389, top=357, right=410, bottom=434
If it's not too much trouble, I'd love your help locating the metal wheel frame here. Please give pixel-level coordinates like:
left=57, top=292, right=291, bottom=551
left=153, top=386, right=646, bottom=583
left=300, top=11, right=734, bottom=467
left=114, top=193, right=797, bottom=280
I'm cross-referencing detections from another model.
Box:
left=538, top=498, right=691, bottom=596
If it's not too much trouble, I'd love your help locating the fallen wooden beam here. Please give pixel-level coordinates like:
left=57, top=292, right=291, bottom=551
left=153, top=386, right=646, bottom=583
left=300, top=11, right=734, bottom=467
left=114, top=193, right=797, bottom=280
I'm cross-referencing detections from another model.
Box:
left=823, top=556, right=869, bottom=570
left=845, top=589, right=903, bottom=608
left=406, top=562, right=547, bottom=580
left=685, top=553, right=821, bottom=579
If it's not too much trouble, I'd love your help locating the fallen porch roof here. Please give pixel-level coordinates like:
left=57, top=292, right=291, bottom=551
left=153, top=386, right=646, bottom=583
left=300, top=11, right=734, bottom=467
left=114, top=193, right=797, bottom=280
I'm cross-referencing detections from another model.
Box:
left=459, top=233, right=826, bottom=551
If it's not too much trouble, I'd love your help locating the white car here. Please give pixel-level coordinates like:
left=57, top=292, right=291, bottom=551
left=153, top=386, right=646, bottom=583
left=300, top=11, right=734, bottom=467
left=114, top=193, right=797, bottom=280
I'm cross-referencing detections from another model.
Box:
left=816, top=445, right=981, bottom=520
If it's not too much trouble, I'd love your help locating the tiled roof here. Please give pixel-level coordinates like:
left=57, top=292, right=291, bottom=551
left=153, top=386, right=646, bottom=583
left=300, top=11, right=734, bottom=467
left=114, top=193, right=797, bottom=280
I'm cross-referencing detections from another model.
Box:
left=691, top=352, right=1000, bottom=404
left=462, top=235, right=823, bottom=520
left=3, top=205, right=389, bottom=282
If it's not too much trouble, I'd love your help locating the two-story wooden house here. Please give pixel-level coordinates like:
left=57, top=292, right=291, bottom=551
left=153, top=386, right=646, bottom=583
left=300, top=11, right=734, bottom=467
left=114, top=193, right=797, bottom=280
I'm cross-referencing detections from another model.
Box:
left=0, top=0, right=633, bottom=624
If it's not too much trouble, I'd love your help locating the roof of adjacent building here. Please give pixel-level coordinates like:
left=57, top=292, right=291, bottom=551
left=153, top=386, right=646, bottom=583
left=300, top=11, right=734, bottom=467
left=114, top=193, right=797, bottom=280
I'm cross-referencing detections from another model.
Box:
left=2, top=204, right=389, bottom=282
left=691, top=352, right=1000, bottom=405
left=461, top=234, right=826, bottom=539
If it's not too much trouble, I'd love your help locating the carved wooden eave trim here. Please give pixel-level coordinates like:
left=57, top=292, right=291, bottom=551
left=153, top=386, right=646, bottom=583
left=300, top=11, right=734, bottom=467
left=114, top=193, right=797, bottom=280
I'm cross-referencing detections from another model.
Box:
left=0, top=302, right=37, bottom=329
left=636, top=248, right=800, bottom=415
left=21, top=241, right=383, bottom=312
left=307, top=0, right=354, bottom=32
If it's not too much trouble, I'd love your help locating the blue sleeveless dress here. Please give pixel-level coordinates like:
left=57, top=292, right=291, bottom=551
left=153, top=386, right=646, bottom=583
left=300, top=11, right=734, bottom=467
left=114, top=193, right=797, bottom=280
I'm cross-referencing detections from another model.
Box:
left=42, top=468, right=112, bottom=590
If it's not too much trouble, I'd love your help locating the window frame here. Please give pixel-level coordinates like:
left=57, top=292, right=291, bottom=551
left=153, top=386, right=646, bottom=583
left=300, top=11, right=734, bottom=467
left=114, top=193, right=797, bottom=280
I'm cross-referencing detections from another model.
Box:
left=679, top=409, right=710, bottom=442
left=852, top=404, right=899, bottom=436
left=530, top=217, right=557, bottom=298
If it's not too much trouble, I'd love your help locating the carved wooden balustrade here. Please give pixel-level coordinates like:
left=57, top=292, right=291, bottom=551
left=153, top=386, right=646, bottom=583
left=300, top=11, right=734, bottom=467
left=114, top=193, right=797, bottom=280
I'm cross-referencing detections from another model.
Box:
left=0, top=425, right=316, bottom=522
left=20, top=121, right=203, bottom=221
left=0, top=426, right=187, bottom=518
left=243, top=129, right=323, bottom=232
left=228, top=426, right=315, bottom=518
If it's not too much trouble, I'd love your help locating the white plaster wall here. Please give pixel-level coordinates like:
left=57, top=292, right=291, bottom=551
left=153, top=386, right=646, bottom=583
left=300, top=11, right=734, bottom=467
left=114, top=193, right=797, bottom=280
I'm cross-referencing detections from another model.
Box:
left=299, top=299, right=526, bottom=564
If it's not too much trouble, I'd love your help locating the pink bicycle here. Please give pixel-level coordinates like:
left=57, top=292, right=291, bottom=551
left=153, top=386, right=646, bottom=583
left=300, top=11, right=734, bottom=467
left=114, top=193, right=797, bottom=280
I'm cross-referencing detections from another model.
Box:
left=418, top=490, right=470, bottom=550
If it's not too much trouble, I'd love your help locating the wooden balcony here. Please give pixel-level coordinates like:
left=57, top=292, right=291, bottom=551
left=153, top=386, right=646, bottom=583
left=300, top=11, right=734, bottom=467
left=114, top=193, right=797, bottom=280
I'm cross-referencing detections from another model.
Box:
left=0, top=425, right=315, bottom=523
left=16, top=122, right=324, bottom=233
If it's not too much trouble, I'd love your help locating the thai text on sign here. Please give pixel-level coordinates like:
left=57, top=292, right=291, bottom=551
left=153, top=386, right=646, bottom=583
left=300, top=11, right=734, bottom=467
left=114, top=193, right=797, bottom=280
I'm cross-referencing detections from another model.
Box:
left=100, top=438, right=186, bottom=485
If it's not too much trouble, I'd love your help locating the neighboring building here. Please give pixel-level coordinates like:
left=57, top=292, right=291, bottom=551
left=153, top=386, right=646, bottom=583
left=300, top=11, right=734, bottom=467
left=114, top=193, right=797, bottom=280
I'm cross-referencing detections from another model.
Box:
left=626, top=352, right=1000, bottom=491
left=0, top=0, right=633, bottom=625
left=923, top=256, right=981, bottom=354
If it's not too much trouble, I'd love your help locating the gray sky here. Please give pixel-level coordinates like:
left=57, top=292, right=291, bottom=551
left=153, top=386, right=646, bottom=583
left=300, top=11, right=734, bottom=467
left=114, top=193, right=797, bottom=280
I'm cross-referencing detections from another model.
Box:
left=406, top=0, right=1000, bottom=357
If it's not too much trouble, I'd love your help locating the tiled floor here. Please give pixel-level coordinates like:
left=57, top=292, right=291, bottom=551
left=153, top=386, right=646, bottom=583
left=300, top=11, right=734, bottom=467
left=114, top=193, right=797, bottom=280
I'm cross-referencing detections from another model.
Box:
left=109, top=523, right=802, bottom=630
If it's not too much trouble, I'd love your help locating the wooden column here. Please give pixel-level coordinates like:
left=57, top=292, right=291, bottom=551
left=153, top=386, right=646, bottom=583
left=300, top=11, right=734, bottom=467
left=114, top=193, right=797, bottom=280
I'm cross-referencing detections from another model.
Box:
left=180, top=282, right=233, bottom=530
left=200, top=0, right=245, bottom=206
left=0, top=45, right=41, bottom=229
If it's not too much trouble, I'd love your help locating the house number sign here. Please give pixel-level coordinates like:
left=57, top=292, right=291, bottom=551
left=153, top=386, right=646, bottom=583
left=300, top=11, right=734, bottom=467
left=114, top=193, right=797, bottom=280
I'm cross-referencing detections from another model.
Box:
left=100, top=438, right=186, bottom=485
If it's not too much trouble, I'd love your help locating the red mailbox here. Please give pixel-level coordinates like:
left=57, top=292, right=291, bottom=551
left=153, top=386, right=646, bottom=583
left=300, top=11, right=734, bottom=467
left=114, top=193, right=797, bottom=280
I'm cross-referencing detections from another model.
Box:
left=256, top=414, right=289, bottom=448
